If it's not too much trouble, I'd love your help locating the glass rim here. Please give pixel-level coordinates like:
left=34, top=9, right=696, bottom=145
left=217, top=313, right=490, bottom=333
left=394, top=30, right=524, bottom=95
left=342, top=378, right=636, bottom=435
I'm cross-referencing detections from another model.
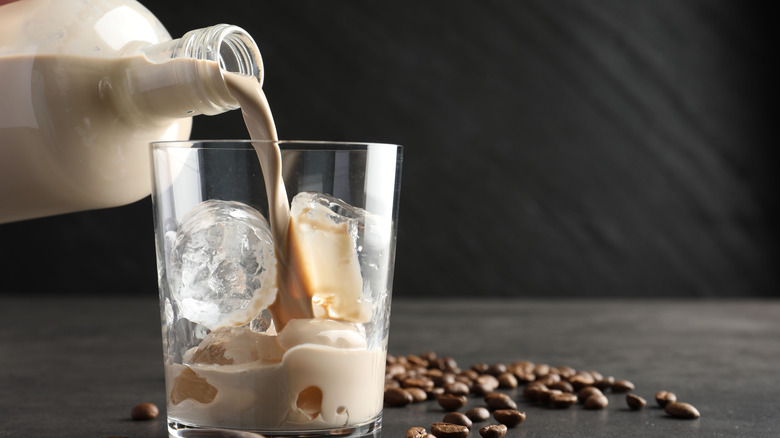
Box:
left=150, top=139, right=402, bottom=151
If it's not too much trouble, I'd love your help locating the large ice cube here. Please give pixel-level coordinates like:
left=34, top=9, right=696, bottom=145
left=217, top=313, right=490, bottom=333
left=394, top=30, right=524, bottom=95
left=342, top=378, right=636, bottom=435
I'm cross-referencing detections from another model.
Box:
left=169, top=199, right=277, bottom=330
left=287, top=192, right=389, bottom=323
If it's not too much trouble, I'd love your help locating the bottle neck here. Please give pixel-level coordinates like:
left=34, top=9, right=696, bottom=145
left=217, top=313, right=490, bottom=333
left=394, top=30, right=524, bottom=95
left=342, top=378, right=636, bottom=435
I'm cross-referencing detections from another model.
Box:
left=112, top=24, right=263, bottom=121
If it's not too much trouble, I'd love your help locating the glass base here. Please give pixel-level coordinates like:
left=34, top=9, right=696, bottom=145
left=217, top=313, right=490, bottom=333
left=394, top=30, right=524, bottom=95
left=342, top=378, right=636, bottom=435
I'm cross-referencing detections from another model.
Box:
left=168, top=416, right=382, bottom=438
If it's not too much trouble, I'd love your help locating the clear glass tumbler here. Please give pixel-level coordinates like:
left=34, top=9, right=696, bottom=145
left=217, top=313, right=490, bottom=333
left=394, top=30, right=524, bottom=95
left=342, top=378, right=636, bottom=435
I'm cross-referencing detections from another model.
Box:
left=150, top=140, right=402, bottom=438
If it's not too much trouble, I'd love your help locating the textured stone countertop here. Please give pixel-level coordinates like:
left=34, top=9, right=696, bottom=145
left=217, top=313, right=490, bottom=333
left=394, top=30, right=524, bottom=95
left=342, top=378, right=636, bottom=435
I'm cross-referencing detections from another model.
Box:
left=1, top=297, right=778, bottom=437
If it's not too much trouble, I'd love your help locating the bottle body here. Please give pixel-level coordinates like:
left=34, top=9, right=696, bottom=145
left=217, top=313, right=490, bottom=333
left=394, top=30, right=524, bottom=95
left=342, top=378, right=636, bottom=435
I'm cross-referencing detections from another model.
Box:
left=0, top=0, right=261, bottom=222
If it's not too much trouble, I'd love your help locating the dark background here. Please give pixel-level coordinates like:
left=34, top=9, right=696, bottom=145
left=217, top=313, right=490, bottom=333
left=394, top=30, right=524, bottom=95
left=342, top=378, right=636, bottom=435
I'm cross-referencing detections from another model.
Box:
left=0, top=1, right=776, bottom=298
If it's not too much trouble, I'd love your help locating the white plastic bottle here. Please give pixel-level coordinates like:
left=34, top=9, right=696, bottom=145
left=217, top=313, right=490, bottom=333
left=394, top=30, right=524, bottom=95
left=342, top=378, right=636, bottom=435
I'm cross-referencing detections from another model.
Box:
left=0, top=0, right=263, bottom=223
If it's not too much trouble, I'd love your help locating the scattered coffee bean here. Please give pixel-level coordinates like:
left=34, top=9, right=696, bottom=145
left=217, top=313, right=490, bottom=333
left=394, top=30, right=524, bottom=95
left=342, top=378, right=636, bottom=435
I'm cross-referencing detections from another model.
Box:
left=655, top=390, right=677, bottom=408
left=476, top=374, right=500, bottom=392
left=385, top=387, right=413, bottom=407
left=485, top=392, right=517, bottom=410
left=443, top=411, right=473, bottom=429
left=466, top=406, right=491, bottom=422
left=612, top=379, right=635, bottom=393
left=486, top=363, right=508, bottom=377
left=404, top=377, right=435, bottom=392
left=407, top=387, right=428, bottom=402
left=472, top=363, right=489, bottom=374
left=523, top=382, right=548, bottom=401
left=437, top=393, right=468, bottom=411
left=583, top=393, right=609, bottom=410
left=431, top=422, right=470, bottom=438
left=493, top=409, right=526, bottom=427
left=665, top=401, right=700, bottom=419
left=497, top=372, right=518, bottom=389
left=130, top=402, right=158, bottom=421
left=549, top=392, right=578, bottom=408
left=472, top=382, right=495, bottom=396
left=444, top=381, right=470, bottom=396
left=479, top=424, right=508, bottom=438
left=407, top=426, right=428, bottom=438
left=568, top=372, right=595, bottom=391
left=538, top=389, right=562, bottom=406
left=626, top=393, right=646, bottom=410
left=594, top=376, right=615, bottom=391
left=533, top=363, right=550, bottom=377
left=548, top=380, right=574, bottom=393
left=577, top=386, right=603, bottom=404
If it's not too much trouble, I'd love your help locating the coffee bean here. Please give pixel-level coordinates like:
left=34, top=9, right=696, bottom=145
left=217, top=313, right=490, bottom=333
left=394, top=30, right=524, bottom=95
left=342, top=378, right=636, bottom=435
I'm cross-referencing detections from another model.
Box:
left=385, top=387, right=413, bottom=407
left=466, top=406, right=491, bottom=422
left=443, top=411, right=473, bottom=429
left=577, top=386, right=602, bottom=403
left=523, top=382, right=548, bottom=401
left=444, top=381, right=470, bottom=396
left=568, top=372, right=595, bottom=391
left=594, top=376, right=615, bottom=391
left=549, top=392, right=578, bottom=408
left=612, top=379, right=635, bottom=393
left=538, top=389, right=562, bottom=406
left=583, top=393, right=609, bottom=410
left=130, top=403, right=158, bottom=421
left=437, top=393, right=468, bottom=411
left=407, top=387, right=428, bottom=402
left=486, top=363, right=507, bottom=377
left=665, top=401, right=700, bottom=419
left=406, top=426, right=427, bottom=438
left=625, top=393, right=646, bottom=410
left=537, top=373, right=560, bottom=387
left=554, top=366, right=577, bottom=379
left=431, top=422, right=470, bottom=438
left=485, top=392, right=517, bottom=410
left=476, top=374, right=500, bottom=392
left=460, top=369, right=480, bottom=381
left=493, top=409, right=526, bottom=427
left=404, top=377, right=435, bottom=392
left=548, top=380, right=574, bottom=393
left=655, top=390, right=677, bottom=408
left=497, top=372, right=518, bottom=389
left=479, top=424, right=508, bottom=438
left=533, top=363, right=550, bottom=377
left=420, top=351, right=438, bottom=362
left=407, top=354, right=430, bottom=368
left=472, top=382, right=495, bottom=396
left=472, top=363, right=489, bottom=374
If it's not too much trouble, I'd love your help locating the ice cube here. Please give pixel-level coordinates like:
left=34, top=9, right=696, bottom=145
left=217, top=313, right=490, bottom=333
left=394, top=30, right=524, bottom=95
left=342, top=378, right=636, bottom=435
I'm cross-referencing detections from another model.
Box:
left=169, top=199, right=277, bottom=330
left=287, top=192, right=389, bottom=323
left=188, top=325, right=284, bottom=365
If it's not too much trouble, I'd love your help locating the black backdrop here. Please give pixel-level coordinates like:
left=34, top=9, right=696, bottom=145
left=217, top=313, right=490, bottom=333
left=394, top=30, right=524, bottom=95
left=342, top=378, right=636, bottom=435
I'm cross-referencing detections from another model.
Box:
left=0, top=0, right=776, bottom=297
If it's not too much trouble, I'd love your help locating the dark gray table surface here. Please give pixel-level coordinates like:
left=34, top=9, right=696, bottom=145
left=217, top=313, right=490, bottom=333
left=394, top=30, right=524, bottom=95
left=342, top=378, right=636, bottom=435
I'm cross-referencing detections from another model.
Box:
left=1, top=297, right=778, bottom=438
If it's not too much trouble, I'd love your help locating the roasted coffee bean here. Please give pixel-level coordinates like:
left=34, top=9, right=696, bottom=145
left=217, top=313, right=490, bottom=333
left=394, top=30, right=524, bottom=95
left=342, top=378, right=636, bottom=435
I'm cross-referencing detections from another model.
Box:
left=486, top=363, right=507, bottom=377
left=514, top=372, right=536, bottom=383
left=407, top=387, right=428, bottom=402
left=537, top=373, right=560, bottom=387
left=472, top=363, right=489, bottom=374
left=420, top=351, right=438, bottom=362
left=583, top=393, right=609, bottom=410
left=523, top=382, right=548, bottom=401
left=130, top=402, right=158, bottom=421
left=466, top=406, right=491, bottom=422
left=476, top=374, right=500, bottom=391
left=428, top=387, right=446, bottom=399
left=437, top=393, right=468, bottom=411
left=385, top=379, right=400, bottom=390
left=406, top=426, right=428, bottom=438
left=460, top=369, right=480, bottom=381
left=538, top=389, right=562, bottom=406
left=511, top=361, right=535, bottom=375
left=665, top=401, right=700, bottom=419
left=444, top=381, right=470, bottom=396
left=577, top=386, right=603, bottom=404
left=497, top=372, right=518, bottom=389
left=454, top=375, right=475, bottom=390
left=554, top=366, right=577, bottom=379
left=431, top=422, right=470, bottom=438
left=404, top=377, right=435, bottom=392
left=479, top=424, right=508, bottom=438
left=626, top=393, right=646, bottom=410
left=568, top=372, right=596, bottom=391
left=472, top=382, right=495, bottom=396
left=549, top=392, right=578, bottom=408
left=386, top=363, right=407, bottom=378
left=548, top=380, right=574, bottom=393
left=612, top=379, right=635, bottom=393
left=485, top=392, right=517, bottom=410
left=492, top=409, right=526, bottom=427
left=385, top=387, right=413, bottom=407
left=594, top=376, right=615, bottom=391
left=443, top=411, right=473, bottom=429
left=587, top=371, right=604, bottom=382
left=655, top=390, right=677, bottom=408
left=533, top=363, right=550, bottom=377
left=407, top=354, right=430, bottom=368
